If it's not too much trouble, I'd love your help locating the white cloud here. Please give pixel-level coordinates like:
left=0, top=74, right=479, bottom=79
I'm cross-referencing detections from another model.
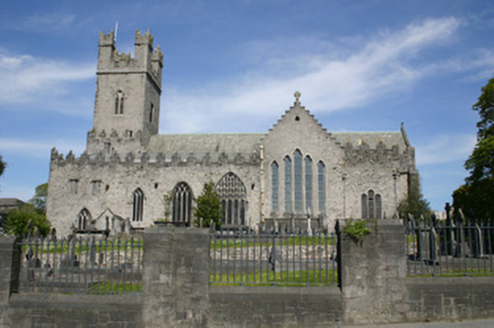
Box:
left=161, top=17, right=462, bottom=133
left=415, top=134, right=476, bottom=166
left=0, top=52, right=94, bottom=112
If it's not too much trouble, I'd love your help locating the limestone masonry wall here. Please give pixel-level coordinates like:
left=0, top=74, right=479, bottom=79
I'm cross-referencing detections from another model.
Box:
left=2, top=221, right=494, bottom=327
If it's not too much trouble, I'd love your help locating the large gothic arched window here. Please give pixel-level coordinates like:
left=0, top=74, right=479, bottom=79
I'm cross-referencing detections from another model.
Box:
left=271, top=161, right=279, bottom=213
left=171, top=182, right=193, bottom=225
left=318, top=161, right=326, bottom=213
left=305, top=156, right=313, bottom=213
left=294, top=150, right=303, bottom=212
left=216, top=172, right=247, bottom=225
left=132, top=188, right=144, bottom=222
left=284, top=156, right=292, bottom=212
left=77, top=208, right=91, bottom=231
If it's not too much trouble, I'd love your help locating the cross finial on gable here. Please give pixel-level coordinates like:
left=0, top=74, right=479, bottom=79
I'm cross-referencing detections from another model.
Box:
left=294, top=91, right=301, bottom=105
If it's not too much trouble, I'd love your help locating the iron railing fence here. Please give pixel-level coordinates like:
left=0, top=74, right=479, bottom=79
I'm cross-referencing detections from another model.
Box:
left=405, top=219, right=494, bottom=276
left=18, top=236, right=143, bottom=294
left=210, top=227, right=337, bottom=286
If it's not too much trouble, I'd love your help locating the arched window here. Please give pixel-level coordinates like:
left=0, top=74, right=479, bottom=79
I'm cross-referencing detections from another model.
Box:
left=361, top=194, right=368, bottom=219
left=115, top=90, right=124, bottom=115
left=294, top=150, right=303, bottom=212
left=271, top=161, right=279, bottom=213
left=361, top=190, right=382, bottom=219
left=172, top=182, right=193, bottom=224
left=132, top=188, right=144, bottom=222
left=216, top=172, right=247, bottom=225
left=305, top=156, right=313, bottom=213
left=284, top=156, right=292, bottom=212
left=318, top=161, right=326, bottom=212
left=77, top=209, right=91, bottom=231
left=375, top=194, right=382, bottom=219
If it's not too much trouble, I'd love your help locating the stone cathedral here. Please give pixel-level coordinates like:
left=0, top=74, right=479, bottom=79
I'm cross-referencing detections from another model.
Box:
left=46, top=29, right=417, bottom=236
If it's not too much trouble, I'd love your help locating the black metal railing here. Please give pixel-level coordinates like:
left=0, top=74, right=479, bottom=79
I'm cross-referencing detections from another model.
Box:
left=18, top=237, right=142, bottom=294
left=405, top=219, right=494, bottom=276
left=210, top=227, right=337, bottom=286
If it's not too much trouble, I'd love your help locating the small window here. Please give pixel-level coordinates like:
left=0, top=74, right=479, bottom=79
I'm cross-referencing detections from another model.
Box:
left=132, top=188, right=144, bottom=222
left=149, top=103, right=155, bottom=123
left=115, top=90, right=124, bottom=115
left=69, top=179, right=79, bottom=195
left=362, top=190, right=382, bottom=219
left=77, top=209, right=91, bottom=231
left=91, top=180, right=102, bottom=195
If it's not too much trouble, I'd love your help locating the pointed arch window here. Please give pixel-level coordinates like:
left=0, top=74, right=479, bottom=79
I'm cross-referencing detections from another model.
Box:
left=305, top=156, right=313, bottom=213
left=115, top=90, right=124, bottom=115
left=294, top=150, right=303, bottom=212
left=77, top=209, right=91, bottom=231
left=318, top=161, right=326, bottom=212
left=284, top=156, right=292, bottom=212
left=361, top=190, right=382, bottom=219
left=172, top=182, right=193, bottom=225
left=271, top=161, right=279, bottom=213
left=132, top=188, right=144, bottom=222
left=216, top=172, right=247, bottom=225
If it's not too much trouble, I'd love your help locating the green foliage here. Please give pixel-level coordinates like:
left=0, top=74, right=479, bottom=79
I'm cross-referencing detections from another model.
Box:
left=0, top=154, right=5, bottom=178
left=453, top=178, right=494, bottom=221
left=343, top=219, right=371, bottom=241
left=29, top=182, right=48, bottom=213
left=454, top=78, right=494, bottom=221
left=398, top=173, right=431, bottom=221
left=4, top=204, right=51, bottom=237
left=194, top=182, right=223, bottom=228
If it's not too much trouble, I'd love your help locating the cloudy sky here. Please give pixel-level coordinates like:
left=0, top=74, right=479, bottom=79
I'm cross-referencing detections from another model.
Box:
left=1, top=0, right=493, bottom=212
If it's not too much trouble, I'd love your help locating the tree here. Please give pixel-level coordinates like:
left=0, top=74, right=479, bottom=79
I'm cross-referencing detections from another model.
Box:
left=453, top=78, right=494, bottom=221
left=4, top=204, right=51, bottom=237
left=194, top=182, right=223, bottom=228
left=29, top=183, right=48, bottom=213
left=398, top=173, right=431, bottom=221
left=0, top=154, right=5, bottom=178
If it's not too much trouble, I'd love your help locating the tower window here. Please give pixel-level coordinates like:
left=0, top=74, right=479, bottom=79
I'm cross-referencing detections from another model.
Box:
left=115, top=90, right=124, bottom=115
left=149, top=104, right=155, bottom=123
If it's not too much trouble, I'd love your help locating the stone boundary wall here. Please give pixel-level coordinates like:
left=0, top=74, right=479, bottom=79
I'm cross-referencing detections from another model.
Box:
left=2, top=221, right=494, bottom=327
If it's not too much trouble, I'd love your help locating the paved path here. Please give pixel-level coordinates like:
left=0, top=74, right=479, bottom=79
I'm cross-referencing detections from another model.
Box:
left=340, top=318, right=494, bottom=327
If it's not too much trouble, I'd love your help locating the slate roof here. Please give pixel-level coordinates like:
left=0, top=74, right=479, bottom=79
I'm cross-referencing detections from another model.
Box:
left=147, top=133, right=264, bottom=156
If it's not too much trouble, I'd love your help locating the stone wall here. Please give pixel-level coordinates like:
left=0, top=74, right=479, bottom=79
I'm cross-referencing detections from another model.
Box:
left=2, top=223, right=494, bottom=327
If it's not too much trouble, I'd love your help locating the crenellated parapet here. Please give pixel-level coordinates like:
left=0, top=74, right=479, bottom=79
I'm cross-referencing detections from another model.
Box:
left=343, top=141, right=413, bottom=172
left=97, top=28, right=163, bottom=86
left=50, top=148, right=261, bottom=169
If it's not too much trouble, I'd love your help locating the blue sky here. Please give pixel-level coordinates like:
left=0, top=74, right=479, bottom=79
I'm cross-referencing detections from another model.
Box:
left=1, top=0, right=494, bottom=212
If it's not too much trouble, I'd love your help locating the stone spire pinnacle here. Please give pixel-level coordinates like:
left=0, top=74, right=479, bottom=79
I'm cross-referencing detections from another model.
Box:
left=294, top=91, right=301, bottom=105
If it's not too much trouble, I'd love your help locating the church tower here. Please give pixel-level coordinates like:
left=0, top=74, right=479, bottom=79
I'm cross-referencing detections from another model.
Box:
left=87, top=29, right=163, bottom=154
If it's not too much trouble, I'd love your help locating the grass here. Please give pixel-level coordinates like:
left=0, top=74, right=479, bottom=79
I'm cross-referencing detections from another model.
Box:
left=210, top=268, right=337, bottom=286
left=409, top=269, right=494, bottom=278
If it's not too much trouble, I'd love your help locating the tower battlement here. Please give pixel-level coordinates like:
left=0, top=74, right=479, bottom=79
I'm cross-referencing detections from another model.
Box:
left=97, top=28, right=163, bottom=78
